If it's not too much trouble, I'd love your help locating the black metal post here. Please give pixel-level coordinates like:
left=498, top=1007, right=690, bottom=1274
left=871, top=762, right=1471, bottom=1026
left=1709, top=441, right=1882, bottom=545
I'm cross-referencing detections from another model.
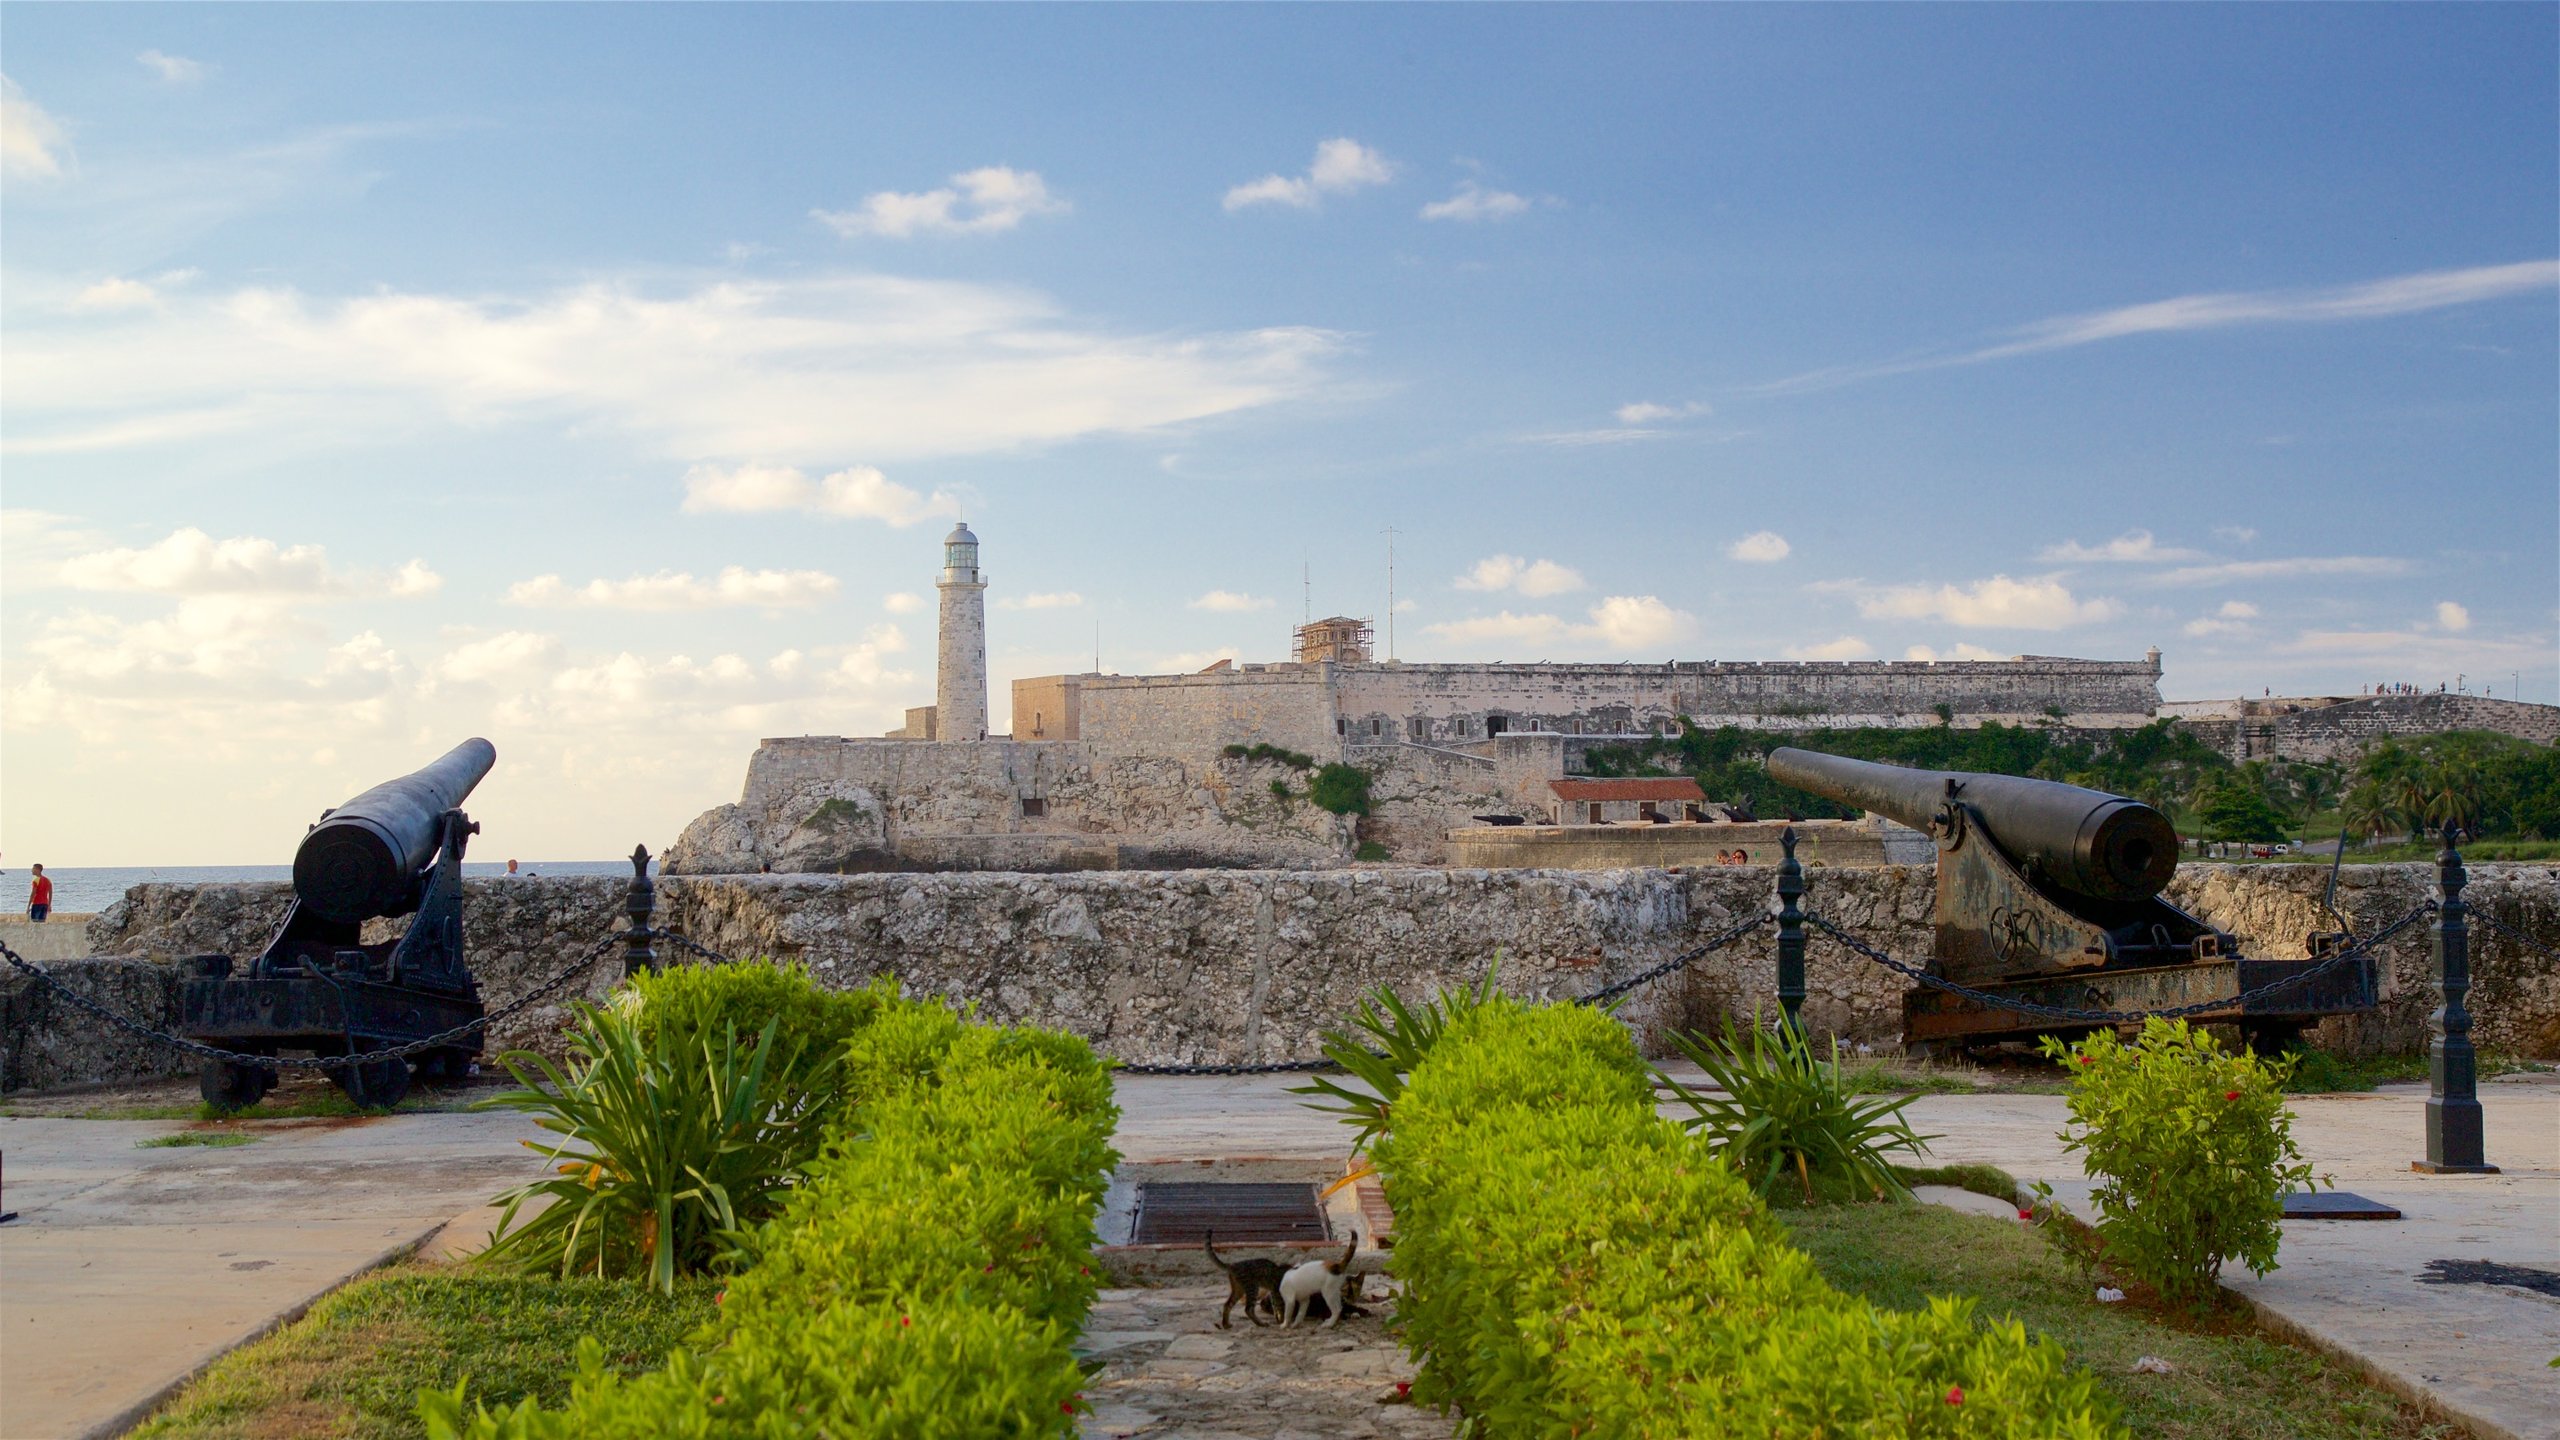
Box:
left=623, top=843, right=658, bottom=978
left=2415, top=828, right=2497, bottom=1174
left=1775, top=826, right=1806, bottom=1035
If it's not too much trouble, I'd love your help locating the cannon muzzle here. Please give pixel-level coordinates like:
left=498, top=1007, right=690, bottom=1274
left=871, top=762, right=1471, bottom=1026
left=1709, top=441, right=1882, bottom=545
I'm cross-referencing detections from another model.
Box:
left=293, top=738, right=496, bottom=923
left=1766, top=746, right=2175, bottom=902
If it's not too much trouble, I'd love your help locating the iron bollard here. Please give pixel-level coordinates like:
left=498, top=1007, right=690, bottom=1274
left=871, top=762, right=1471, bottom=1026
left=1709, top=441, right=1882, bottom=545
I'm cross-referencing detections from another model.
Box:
left=623, top=843, right=658, bottom=978
left=1775, top=826, right=1806, bottom=1034
left=2415, top=828, right=2497, bottom=1174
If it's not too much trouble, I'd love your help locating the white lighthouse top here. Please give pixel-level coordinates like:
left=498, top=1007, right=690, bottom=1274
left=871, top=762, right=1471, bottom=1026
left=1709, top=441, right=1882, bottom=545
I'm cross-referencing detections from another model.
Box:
left=941, top=521, right=981, bottom=582
left=944, top=522, right=977, bottom=546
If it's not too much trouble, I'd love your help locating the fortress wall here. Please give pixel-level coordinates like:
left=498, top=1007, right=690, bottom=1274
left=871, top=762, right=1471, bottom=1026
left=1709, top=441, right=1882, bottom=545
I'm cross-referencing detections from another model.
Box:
left=2176, top=694, right=2560, bottom=764
left=21, top=861, right=2557, bottom=1090
left=1332, top=657, right=2162, bottom=746
left=1077, top=667, right=1341, bottom=761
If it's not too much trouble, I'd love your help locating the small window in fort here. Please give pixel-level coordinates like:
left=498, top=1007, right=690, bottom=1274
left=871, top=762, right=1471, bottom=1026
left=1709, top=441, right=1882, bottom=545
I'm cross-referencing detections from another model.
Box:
left=1487, top=715, right=1509, bottom=737
left=1021, top=797, right=1047, bottom=818
left=1409, top=717, right=1427, bottom=742
left=1337, top=717, right=1348, bottom=736
left=1033, top=711, right=1045, bottom=737
left=1371, top=718, right=1382, bottom=737
left=1588, top=802, right=1603, bottom=824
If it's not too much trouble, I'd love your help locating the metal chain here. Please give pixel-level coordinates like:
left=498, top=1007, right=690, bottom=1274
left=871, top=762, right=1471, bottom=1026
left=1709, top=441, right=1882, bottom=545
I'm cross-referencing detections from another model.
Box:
left=0, top=930, right=629, bottom=1073
left=648, top=928, right=735, bottom=965
left=1801, top=899, right=2439, bottom=1025
left=2465, top=905, right=2560, bottom=961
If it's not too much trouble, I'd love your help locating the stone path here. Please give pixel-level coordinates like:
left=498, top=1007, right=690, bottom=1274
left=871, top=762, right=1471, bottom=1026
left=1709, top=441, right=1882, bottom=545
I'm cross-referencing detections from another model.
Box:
left=1078, top=1283, right=1445, bottom=1440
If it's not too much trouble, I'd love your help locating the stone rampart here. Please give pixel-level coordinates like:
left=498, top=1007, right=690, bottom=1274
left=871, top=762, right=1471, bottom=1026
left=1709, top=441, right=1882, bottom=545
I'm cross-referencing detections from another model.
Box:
left=1077, top=667, right=1341, bottom=760
left=20, top=862, right=2552, bottom=1093
left=2173, top=693, right=2560, bottom=764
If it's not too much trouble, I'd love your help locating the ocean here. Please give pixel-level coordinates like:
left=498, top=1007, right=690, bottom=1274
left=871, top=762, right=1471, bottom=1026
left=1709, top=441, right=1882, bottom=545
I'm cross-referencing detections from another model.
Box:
left=11, top=861, right=647, bottom=916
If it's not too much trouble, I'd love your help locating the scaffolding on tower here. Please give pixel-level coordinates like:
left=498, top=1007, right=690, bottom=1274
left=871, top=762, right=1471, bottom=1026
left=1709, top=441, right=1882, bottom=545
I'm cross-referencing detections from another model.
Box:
left=1293, top=616, right=1374, bottom=665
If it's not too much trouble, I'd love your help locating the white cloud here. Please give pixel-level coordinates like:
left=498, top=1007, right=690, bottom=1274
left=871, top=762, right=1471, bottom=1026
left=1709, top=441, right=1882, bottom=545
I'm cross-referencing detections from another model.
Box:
left=72, top=276, right=162, bottom=311
left=1855, top=575, right=2121, bottom=630
left=506, top=566, right=840, bottom=611
left=2182, top=617, right=2249, bottom=638
left=998, top=591, right=1084, bottom=611
left=812, top=166, right=1067, bottom=238
left=137, top=50, right=207, bottom=84
left=1224, top=138, right=1393, bottom=211
left=1904, top=643, right=2008, bottom=662
left=1426, top=595, right=1693, bottom=655
left=2434, top=601, right=2471, bottom=632
left=1152, top=647, right=1245, bottom=673
left=2147, top=556, right=2410, bottom=587
left=1614, top=400, right=1710, bottom=425
left=2, top=75, right=69, bottom=179
left=54, top=526, right=437, bottom=598
left=679, top=463, right=960, bottom=527
left=882, top=592, right=924, bottom=614
left=437, top=630, right=563, bottom=684
left=2212, top=526, right=2259, bottom=545
left=2217, top=600, right=2260, bottom=619
left=1726, top=531, right=1790, bottom=563
left=1190, top=589, right=1273, bottom=612
left=1454, top=555, right=1585, bottom=597
left=6, top=273, right=1341, bottom=465
left=1787, top=636, right=1873, bottom=661
left=2039, top=529, right=2209, bottom=563
left=2, top=509, right=107, bottom=586
left=1755, top=259, right=2560, bottom=394
left=1421, top=182, right=1530, bottom=222
left=1516, top=426, right=1681, bottom=446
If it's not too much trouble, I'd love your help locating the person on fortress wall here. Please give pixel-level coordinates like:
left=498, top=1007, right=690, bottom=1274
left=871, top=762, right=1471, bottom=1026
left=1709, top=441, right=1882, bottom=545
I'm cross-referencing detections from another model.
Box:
left=27, top=863, right=51, bottom=922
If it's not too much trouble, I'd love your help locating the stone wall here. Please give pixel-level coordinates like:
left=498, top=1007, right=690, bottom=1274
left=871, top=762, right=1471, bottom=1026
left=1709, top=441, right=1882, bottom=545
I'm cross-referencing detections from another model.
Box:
left=0, top=957, right=190, bottom=1092
left=667, top=736, right=1349, bottom=875
left=16, top=861, right=2552, bottom=1093
left=1075, top=667, right=1341, bottom=761
left=1445, top=818, right=1920, bottom=871
left=2172, top=693, right=2560, bottom=764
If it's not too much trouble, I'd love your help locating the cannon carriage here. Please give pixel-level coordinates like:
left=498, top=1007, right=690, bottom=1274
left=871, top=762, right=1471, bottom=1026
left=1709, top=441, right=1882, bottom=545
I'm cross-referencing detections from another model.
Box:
left=181, top=739, right=496, bottom=1109
left=1765, top=746, right=2377, bottom=1051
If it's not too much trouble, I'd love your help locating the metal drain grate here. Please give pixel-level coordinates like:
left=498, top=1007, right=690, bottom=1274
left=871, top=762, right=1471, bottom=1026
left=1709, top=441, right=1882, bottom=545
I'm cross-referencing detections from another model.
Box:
left=1131, top=1182, right=1329, bottom=1246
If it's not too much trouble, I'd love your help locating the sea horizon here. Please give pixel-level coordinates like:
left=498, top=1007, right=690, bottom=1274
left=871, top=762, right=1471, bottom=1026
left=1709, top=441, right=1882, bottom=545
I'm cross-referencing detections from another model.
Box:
left=8, top=860, right=649, bottom=918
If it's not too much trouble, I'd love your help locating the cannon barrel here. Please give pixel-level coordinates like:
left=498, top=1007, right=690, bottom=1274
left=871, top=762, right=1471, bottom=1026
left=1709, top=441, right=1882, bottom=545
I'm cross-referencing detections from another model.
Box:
left=1766, top=747, right=2176, bottom=902
left=292, top=738, right=495, bottom=923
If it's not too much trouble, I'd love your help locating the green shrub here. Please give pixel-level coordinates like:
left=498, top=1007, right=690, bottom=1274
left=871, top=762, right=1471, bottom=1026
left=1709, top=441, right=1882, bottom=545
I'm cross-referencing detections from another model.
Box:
left=1377, top=997, right=2121, bottom=1435
left=2033, top=1020, right=2318, bottom=1309
left=1353, top=840, right=1391, bottom=862
left=627, top=961, right=887, bottom=1065
left=426, top=993, right=1118, bottom=1438
left=1309, top=762, right=1372, bottom=815
left=1224, top=741, right=1316, bottom=769
left=1664, top=1016, right=1938, bottom=1205
left=475, top=1002, right=847, bottom=1293
left=1290, top=969, right=1500, bottom=1154
left=1269, top=777, right=1292, bottom=801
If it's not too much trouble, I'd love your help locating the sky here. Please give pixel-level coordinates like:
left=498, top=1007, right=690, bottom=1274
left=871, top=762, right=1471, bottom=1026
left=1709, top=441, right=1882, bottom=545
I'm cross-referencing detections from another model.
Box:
left=3, top=4, right=2555, bottom=866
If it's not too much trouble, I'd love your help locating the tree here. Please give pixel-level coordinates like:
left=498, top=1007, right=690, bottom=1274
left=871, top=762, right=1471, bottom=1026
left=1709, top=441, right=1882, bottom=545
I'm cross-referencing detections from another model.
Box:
left=2194, top=781, right=2291, bottom=844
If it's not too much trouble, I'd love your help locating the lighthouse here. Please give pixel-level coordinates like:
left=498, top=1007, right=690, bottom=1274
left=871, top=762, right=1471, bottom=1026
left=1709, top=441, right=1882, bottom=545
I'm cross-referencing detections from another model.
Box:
left=936, top=522, right=989, bottom=741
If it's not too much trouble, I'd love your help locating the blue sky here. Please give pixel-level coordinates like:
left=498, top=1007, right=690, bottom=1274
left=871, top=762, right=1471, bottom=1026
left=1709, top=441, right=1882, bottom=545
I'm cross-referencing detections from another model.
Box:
left=5, top=4, right=2554, bottom=864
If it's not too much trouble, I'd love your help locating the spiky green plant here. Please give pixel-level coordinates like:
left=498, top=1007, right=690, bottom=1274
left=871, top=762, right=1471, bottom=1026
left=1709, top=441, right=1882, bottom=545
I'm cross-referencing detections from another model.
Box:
left=1289, top=966, right=1502, bottom=1154
left=475, top=1005, right=844, bottom=1294
left=1662, top=1016, right=1937, bottom=1206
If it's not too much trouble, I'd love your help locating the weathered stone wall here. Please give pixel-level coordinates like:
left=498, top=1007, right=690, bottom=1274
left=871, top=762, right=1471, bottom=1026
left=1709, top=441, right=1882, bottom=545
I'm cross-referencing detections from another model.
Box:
left=1076, top=667, right=1341, bottom=761
left=1445, top=818, right=1920, bottom=871
left=0, top=957, right=190, bottom=1092
left=2172, top=693, right=2560, bottom=764
left=16, top=861, right=2551, bottom=1093
left=668, top=736, right=1350, bottom=875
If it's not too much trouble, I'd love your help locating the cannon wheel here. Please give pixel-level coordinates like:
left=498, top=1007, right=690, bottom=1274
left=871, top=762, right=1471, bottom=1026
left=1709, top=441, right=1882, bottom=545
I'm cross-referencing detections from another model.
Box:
left=336, top=1056, right=412, bottom=1109
left=413, top=1048, right=475, bottom=1086
left=199, top=1056, right=276, bottom=1111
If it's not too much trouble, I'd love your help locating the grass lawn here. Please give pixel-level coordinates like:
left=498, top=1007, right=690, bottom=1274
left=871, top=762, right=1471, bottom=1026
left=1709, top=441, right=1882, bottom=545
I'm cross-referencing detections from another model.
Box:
left=1782, top=1202, right=2459, bottom=1439
left=130, top=1263, right=715, bottom=1440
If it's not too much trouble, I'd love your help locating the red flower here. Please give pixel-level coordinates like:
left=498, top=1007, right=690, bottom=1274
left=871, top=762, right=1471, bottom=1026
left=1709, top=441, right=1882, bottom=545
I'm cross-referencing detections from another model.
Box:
left=2075, top=1056, right=2094, bottom=1066
left=1946, top=1385, right=1966, bottom=1406
left=713, top=1290, right=725, bottom=1305
left=900, top=1315, right=911, bottom=1327
left=2016, top=1208, right=2034, bottom=1221
left=2224, top=1090, right=2242, bottom=1101
left=1061, top=1400, right=1078, bottom=1415
left=1396, top=1381, right=1413, bottom=1398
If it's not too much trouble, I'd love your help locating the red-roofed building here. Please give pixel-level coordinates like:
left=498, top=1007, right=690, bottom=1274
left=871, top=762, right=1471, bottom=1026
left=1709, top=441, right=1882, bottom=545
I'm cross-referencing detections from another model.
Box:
left=1545, top=777, right=1707, bottom=825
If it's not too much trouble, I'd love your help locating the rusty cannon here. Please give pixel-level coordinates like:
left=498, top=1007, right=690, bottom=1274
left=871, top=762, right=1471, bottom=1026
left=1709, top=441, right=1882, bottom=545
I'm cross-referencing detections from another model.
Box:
left=1765, top=746, right=2375, bottom=1050
left=180, top=738, right=497, bottom=1109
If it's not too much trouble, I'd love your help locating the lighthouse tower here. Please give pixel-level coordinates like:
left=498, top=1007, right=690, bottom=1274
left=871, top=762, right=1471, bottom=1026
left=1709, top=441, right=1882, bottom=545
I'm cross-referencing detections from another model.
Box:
left=936, top=522, right=989, bottom=741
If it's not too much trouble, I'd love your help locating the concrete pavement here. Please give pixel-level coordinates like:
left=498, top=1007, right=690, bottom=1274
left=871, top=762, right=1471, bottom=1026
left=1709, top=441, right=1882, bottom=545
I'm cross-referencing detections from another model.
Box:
left=0, top=1109, right=546, bottom=1440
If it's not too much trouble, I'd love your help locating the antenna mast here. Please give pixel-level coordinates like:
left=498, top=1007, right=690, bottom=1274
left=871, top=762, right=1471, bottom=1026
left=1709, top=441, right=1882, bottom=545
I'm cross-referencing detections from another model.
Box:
left=1382, top=525, right=1399, bottom=662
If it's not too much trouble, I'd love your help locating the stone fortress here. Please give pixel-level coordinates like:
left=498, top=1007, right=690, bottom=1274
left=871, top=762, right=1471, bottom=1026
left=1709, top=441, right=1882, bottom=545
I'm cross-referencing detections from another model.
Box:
left=670, top=525, right=2200, bottom=874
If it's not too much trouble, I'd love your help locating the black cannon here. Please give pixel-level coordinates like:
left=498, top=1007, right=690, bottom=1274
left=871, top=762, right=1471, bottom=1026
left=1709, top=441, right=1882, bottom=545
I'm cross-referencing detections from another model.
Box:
left=1766, top=747, right=2375, bottom=1049
left=180, top=739, right=496, bottom=1109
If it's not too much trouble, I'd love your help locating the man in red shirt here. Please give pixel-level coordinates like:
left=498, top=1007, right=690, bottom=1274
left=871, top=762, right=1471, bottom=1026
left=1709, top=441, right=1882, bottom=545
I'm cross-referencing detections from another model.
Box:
left=27, top=863, right=52, bottom=922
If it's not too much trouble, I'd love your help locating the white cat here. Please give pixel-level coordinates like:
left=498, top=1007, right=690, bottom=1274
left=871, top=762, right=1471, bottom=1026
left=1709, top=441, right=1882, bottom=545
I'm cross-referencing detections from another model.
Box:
left=1279, top=1235, right=1359, bottom=1328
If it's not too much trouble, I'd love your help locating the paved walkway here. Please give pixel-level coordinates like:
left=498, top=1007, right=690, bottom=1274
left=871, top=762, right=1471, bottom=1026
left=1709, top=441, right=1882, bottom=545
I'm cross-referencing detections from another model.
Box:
left=3, top=1071, right=2553, bottom=1438
left=0, top=1106, right=544, bottom=1440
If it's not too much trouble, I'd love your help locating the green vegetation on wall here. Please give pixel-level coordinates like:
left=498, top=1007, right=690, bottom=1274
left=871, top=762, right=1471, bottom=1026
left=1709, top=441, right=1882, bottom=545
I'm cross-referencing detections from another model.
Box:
left=1309, top=762, right=1373, bottom=816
